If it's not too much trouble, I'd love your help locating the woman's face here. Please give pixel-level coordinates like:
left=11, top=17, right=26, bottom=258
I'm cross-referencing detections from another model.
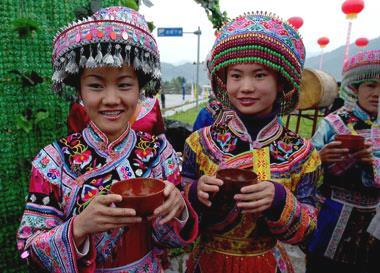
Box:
left=356, top=80, right=380, bottom=116
left=80, top=65, right=139, bottom=141
left=226, top=63, right=280, bottom=116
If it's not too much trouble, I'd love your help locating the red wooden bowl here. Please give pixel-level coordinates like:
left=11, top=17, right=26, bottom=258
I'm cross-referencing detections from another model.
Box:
left=335, top=134, right=365, bottom=152
left=109, top=178, right=166, bottom=266
left=206, top=169, right=258, bottom=222
left=216, top=168, right=258, bottom=195
left=110, top=178, right=165, bottom=216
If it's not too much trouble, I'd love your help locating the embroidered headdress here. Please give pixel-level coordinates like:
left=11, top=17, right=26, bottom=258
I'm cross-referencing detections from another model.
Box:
left=209, top=11, right=306, bottom=115
left=340, top=50, right=380, bottom=107
left=52, top=6, right=160, bottom=100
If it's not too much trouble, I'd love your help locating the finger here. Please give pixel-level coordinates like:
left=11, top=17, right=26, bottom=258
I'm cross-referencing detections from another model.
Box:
left=238, top=199, right=271, bottom=210
left=328, top=141, right=343, bottom=147
left=200, top=184, right=220, bottom=193
left=103, top=216, right=143, bottom=225
left=202, top=176, right=223, bottom=186
left=163, top=181, right=175, bottom=197
left=154, top=190, right=177, bottom=215
left=97, top=194, right=123, bottom=205
left=240, top=184, right=260, bottom=194
left=330, top=148, right=350, bottom=154
left=235, top=191, right=267, bottom=202
left=198, top=191, right=210, bottom=200
left=102, top=207, right=137, bottom=217
left=199, top=197, right=212, bottom=207
left=159, top=206, right=180, bottom=225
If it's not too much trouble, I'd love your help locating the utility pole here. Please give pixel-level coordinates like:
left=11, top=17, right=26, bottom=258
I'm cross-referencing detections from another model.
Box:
left=194, top=26, right=201, bottom=108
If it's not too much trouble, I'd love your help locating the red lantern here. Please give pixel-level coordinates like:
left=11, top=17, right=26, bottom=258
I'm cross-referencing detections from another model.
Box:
left=355, top=37, right=369, bottom=48
left=342, top=0, right=365, bottom=19
left=287, top=16, right=303, bottom=30
left=317, top=37, right=330, bottom=48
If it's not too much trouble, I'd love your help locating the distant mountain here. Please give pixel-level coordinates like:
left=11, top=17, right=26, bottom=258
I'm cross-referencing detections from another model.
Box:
left=161, top=36, right=380, bottom=85
left=305, top=36, right=380, bottom=81
left=161, top=62, right=210, bottom=86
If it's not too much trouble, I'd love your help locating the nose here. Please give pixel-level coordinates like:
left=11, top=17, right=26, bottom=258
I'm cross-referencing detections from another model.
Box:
left=102, top=86, right=121, bottom=105
left=240, top=77, right=255, bottom=93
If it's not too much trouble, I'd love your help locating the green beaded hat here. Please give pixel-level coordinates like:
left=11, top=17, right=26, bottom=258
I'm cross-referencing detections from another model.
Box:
left=209, top=11, right=306, bottom=115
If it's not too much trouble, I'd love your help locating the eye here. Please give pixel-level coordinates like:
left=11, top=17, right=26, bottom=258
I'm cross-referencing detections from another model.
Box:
left=87, top=83, right=103, bottom=90
left=119, top=83, right=133, bottom=90
left=365, top=82, right=377, bottom=89
left=255, top=72, right=268, bottom=79
left=229, top=73, right=241, bottom=79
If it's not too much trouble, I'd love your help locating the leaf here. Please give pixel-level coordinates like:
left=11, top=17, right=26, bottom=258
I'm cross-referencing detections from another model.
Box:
left=147, top=21, right=155, bottom=32
left=121, top=0, right=139, bottom=11
left=34, top=110, right=49, bottom=125
left=16, top=115, right=33, bottom=133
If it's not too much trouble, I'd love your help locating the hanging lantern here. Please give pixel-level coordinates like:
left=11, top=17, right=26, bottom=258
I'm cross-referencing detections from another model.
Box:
left=355, top=37, right=369, bottom=48
left=342, top=0, right=365, bottom=19
left=317, top=37, right=330, bottom=48
left=287, top=16, right=303, bottom=30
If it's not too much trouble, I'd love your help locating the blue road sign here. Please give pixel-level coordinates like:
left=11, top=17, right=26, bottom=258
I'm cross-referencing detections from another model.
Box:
left=157, top=27, right=183, bottom=37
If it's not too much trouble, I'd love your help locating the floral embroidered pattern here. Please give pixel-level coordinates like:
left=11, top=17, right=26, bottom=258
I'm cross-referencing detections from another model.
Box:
left=271, top=130, right=303, bottom=162
left=59, top=133, right=98, bottom=175
left=211, top=125, right=238, bottom=153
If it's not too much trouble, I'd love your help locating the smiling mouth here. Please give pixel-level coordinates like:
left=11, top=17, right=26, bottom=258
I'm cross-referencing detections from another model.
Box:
left=100, top=110, right=123, bottom=116
left=238, top=98, right=258, bottom=105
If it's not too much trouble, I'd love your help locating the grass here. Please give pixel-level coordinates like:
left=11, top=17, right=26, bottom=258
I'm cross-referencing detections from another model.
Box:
left=167, top=102, right=207, bottom=125
left=169, top=106, right=323, bottom=139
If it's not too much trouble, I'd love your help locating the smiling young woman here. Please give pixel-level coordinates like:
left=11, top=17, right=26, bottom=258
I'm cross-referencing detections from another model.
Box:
left=181, top=12, right=321, bottom=273
left=16, top=7, right=198, bottom=273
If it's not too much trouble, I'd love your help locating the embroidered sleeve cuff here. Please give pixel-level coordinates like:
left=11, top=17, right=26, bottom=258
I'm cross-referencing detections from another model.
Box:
left=264, top=181, right=286, bottom=220
left=74, top=236, right=90, bottom=258
left=174, top=197, right=189, bottom=229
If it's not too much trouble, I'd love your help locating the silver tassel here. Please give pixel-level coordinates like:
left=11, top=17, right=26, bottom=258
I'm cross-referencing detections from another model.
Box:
left=113, top=44, right=123, bottom=67
left=153, top=63, right=161, bottom=79
left=65, top=51, right=79, bottom=74
left=79, top=47, right=87, bottom=68
left=86, top=46, right=96, bottom=68
left=142, top=52, right=151, bottom=74
left=102, top=44, right=114, bottom=65
left=52, top=65, right=61, bottom=82
left=124, top=45, right=132, bottom=65
left=94, top=43, right=103, bottom=64
left=133, top=48, right=142, bottom=70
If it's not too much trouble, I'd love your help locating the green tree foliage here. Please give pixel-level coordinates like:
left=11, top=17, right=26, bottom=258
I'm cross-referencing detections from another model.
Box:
left=194, top=0, right=228, bottom=30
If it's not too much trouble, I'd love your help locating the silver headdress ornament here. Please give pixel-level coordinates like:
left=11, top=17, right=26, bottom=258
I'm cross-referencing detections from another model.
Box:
left=52, top=6, right=161, bottom=100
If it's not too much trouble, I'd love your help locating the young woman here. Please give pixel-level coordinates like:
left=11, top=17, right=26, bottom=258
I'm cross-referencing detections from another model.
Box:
left=16, top=7, right=197, bottom=272
left=306, top=49, right=380, bottom=273
left=181, top=12, right=321, bottom=273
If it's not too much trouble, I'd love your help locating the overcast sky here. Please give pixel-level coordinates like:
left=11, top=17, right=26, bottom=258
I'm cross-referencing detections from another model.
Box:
left=140, top=0, right=379, bottom=65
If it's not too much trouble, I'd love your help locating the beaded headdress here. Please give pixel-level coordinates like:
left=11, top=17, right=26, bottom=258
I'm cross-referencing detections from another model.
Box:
left=340, top=50, right=380, bottom=108
left=209, top=11, right=305, bottom=115
left=52, top=6, right=160, bottom=100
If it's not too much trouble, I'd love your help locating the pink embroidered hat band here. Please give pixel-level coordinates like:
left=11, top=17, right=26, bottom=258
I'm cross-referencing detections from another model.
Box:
left=52, top=6, right=160, bottom=99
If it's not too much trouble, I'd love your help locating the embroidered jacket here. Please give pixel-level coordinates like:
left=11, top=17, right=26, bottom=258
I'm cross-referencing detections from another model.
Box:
left=17, top=122, right=198, bottom=273
left=308, top=104, right=380, bottom=264
left=182, top=110, right=321, bottom=273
